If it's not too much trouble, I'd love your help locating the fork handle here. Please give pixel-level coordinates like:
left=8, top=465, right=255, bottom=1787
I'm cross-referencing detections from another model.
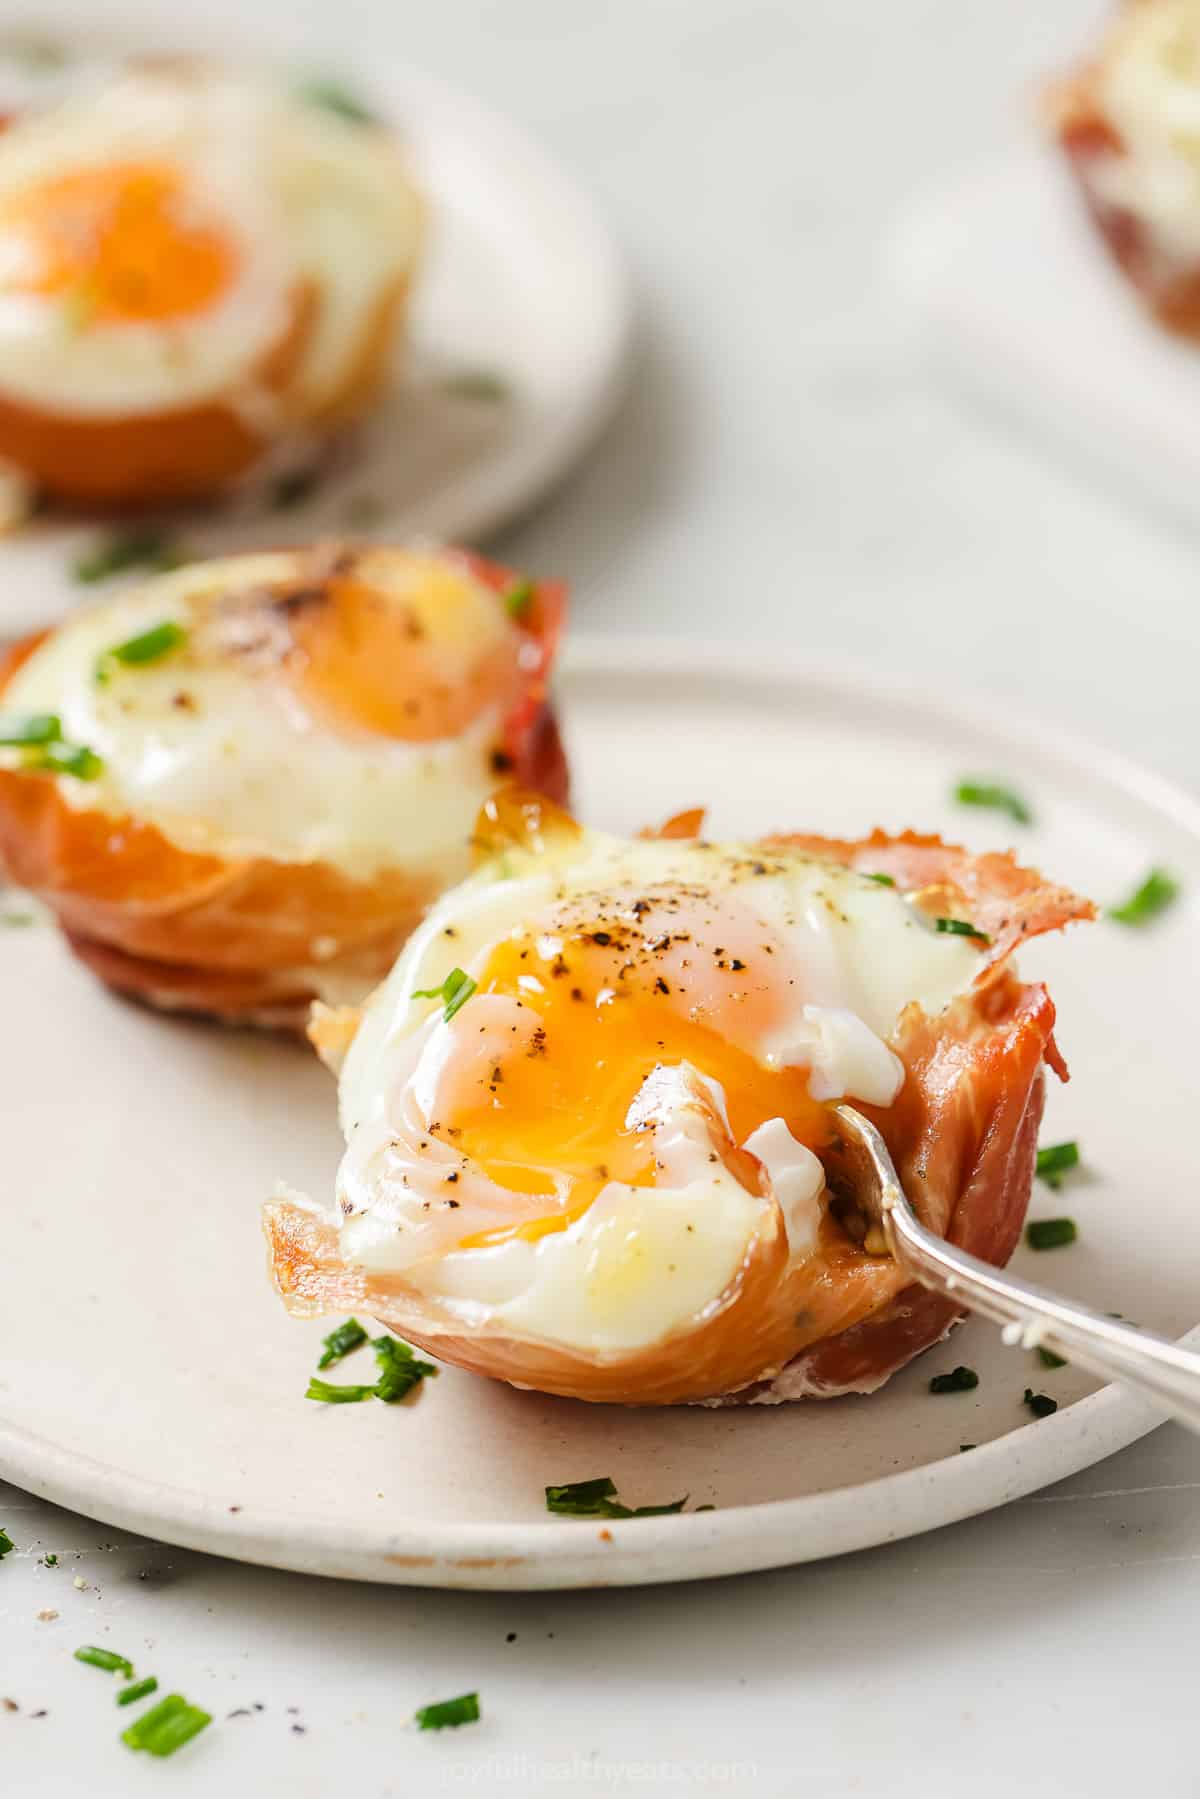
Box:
left=837, top=1107, right=1200, bottom=1433
left=887, top=1201, right=1200, bottom=1431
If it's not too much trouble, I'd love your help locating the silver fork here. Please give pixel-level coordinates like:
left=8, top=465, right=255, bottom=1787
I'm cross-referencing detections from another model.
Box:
left=832, top=1103, right=1200, bottom=1434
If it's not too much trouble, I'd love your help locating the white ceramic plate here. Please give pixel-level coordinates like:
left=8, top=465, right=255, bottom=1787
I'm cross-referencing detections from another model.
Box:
left=892, top=145, right=1200, bottom=528
left=0, top=18, right=632, bottom=635
left=1, top=643, right=1195, bottom=1589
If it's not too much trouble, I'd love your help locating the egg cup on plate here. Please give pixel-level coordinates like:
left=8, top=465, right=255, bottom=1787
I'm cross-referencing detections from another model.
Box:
left=1050, top=0, right=1200, bottom=338
left=0, top=62, right=422, bottom=506
left=0, top=546, right=567, bottom=1028
left=265, top=793, right=1094, bottom=1406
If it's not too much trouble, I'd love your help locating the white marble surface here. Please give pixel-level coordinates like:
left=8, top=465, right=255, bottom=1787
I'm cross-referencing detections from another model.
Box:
left=5, top=0, right=1199, bottom=1792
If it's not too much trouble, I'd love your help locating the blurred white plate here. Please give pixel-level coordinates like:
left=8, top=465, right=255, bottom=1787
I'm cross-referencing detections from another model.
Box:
left=0, top=24, right=632, bottom=634
left=0, top=643, right=1194, bottom=1589
left=892, top=145, right=1200, bottom=528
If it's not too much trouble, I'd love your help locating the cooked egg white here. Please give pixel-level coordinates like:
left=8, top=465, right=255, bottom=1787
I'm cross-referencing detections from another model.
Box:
left=326, top=825, right=983, bottom=1357
left=0, top=66, right=420, bottom=422
left=3, top=548, right=519, bottom=885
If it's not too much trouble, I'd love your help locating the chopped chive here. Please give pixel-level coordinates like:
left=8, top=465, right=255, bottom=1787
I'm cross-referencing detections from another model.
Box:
left=121, top=1693, right=211, bottom=1756
left=934, top=917, right=990, bottom=943
left=502, top=578, right=534, bottom=620
left=271, top=469, right=320, bottom=510
left=0, top=1527, right=12, bottom=1558
left=413, top=966, right=478, bottom=1023
left=1026, top=1217, right=1077, bottom=1251
left=929, top=1365, right=979, bottom=1394
left=371, top=1335, right=438, bottom=1404
left=1035, top=1140, right=1080, bottom=1189
left=62, top=278, right=99, bottom=334
left=865, top=871, right=895, bottom=887
left=0, top=712, right=60, bottom=746
left=953, top=780, right=1033, bottom=826
left=7, top=37, right=69, bottom=70
left=25, top=740, right=103, bottom=781
left=74, top=1646, right=134, bottom=1677
left=415, top=1692, right=480, bottom=1731
left=295, top=76, right=377, bottom=125
left=342, top=492, right=385, bottom=529
left=307, top=1337, right=436, bottom=1405
left=305, top=1377, right=378, bottom=1404
left=316, top=1317, right=368, bottom=1369
left=544, top=1477, right=688, bottom=1519
left=117, top=1677, right=158, bottom=1707
left=959, top=1444, right=976, bottom=1453
left=1024, top=1388, right=1058, bottom=1419
left=1109, top=868, right=1178, bottom=927
left=544, top=1477, right=620, bottom=1515
left=442, top=369, right=511, bottom=404
left=42, top=1552, right=58, bottom=1566
left=96, top=619, right=187, bottom=683
left=73, top=532, right=184, bottom=585
left=1037, top=1347, right=1068, bottom=1369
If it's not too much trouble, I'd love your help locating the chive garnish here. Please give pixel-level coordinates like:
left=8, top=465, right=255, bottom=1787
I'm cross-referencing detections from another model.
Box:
left=295, top=76, right=377, bottom=125
left=96, top=619, right=187, bottom=683
left=121, top=1693, right=211, bottom=1756
left=953, top=780, right=1033, bottom=826
left=73, top=532, right=184, bottom=585
left=342, top=493, right=385, bottom=530
left=544, top=1476, right=688, bottom=1519
left=25, top=740, right=103, bottom=781
left=306, top=1336, right=436, bottom=1405
left=74, top=1646, right=134, bottom=1677
left=1109, top=868, right=1178, bottom=927
left=8, top=37, right=68, bottom=70
left=928, top=1365, right=979, bottom=1394
left=372, top=1335, right=438, bottom=1404
left=316, top=1317, right=368, bottom=1369
left=866, top=871, right=895, bottom=887
left=1026, top=1217, right=1077, bottom=1251
left=1035, top=1140, right=1080, bottom=1189
left=304, top=1377, right=379, bottom=1404
left=42, top=1552, right=58, bottom=1566
left=117, top=1677, right=158, bottom=1707
left=1024, top=1388, right=1058, bottom=1419
left=413, top=966, right=478, bottom=1023
left=502, top=578, right=534, bottom=620
left=442, top=369, right=510, bottom=404
left=0, top=713, right=60, bottom=746
left=415, top=1692, right=480, bottom=1731
left=271, top=469, right=320, bottom=510
left=934, top=917, right=990, bottom=943
left=958, top=1444, right=976, bottom=1453
left=0, top=1527, right=12, bottom=1558
left=1037, top=1347, right=1067, bottom=1369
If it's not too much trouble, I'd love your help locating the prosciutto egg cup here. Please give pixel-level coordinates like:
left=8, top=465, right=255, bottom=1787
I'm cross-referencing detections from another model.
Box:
left=265, top=794, right=1094, bottom=1407
left=1050, top=0, right=1200, bottom=339
left=0, top=546, right=566, bottom=1028
left=0, top=62, right=423, bottom=506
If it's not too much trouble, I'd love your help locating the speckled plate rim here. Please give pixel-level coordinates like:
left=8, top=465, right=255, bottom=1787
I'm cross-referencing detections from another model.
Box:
left=1, top=641, right=1194, bottom=1590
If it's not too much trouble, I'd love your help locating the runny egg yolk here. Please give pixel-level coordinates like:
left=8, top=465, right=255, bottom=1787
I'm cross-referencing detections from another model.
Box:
left=438, top=932, right=831, bottom=1250
left=0, top=161, right=236, bottom=324
left=285, top=557, right=522, bottom=743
